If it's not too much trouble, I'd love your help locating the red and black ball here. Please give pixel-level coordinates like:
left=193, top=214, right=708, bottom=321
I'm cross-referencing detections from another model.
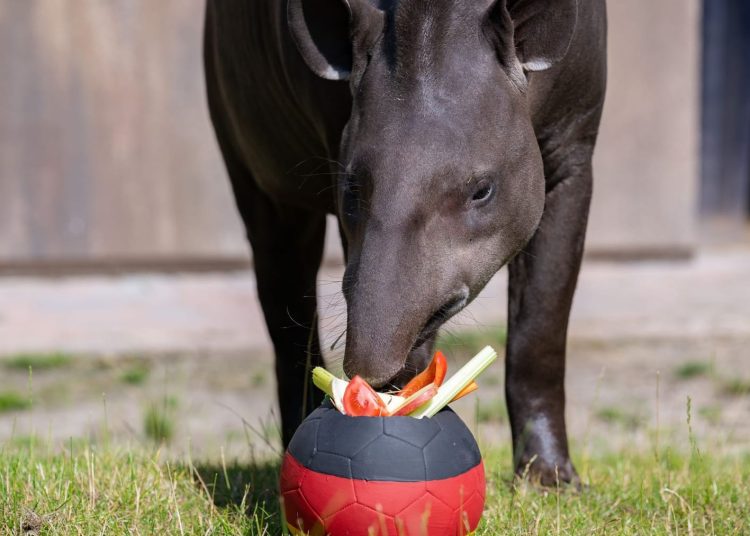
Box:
left=280, top=401, right=485, bottom=535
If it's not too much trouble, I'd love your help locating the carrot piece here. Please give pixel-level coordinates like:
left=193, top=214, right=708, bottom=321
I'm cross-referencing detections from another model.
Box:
left=449, top=381, right=479, bottom=403
left=399, top=351, right=448, bottom=398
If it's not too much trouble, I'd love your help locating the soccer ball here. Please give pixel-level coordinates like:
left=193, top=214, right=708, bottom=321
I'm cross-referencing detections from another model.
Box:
left=280, top=401, right=485, bottom=535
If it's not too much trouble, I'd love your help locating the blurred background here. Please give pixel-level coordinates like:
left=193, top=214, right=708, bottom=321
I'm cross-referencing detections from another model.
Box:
left=0, top=0, right=748, bottom=457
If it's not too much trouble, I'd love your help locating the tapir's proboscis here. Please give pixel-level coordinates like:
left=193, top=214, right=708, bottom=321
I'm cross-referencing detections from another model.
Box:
left=205, top=0, right=606, bottom=486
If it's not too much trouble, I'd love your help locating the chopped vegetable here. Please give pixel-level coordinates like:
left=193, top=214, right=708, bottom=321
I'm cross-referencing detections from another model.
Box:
left=312, top=366, right=336, bottom=395
left=343, top=376, right=389, bottom=417
left=408, top=346, right=497, bottom=418
left=330, top=376, right=350, bottom=413
left=389, top=383, right=439, bottom=416
left=399, top=351, right=447, bottom=398
left=379, top=392, right=406, bottom=414
left=313, top=366, right=348, bottom=412
left=310, top=345, right=497, bottom=418
left=450, top=381, right=479, bottom=403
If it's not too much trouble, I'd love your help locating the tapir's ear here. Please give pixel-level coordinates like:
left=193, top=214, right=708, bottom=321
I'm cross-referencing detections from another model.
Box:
left=486, top=0, right=579, bottom=73
left=287, top=0, right=383, bottom=81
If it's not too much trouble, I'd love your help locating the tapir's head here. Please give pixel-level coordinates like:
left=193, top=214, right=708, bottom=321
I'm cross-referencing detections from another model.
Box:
left=289, top=0, right=578, bottom=387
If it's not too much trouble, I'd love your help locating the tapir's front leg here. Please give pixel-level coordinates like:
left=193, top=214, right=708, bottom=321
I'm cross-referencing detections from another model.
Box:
left=505, top=143, right=595, bottom=487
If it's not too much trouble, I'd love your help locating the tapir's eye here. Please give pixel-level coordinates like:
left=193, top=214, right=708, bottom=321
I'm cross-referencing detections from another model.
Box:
left=470, top=181, right=494, bottom=206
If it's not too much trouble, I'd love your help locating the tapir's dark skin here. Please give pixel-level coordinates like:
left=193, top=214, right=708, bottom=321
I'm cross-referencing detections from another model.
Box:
left=204, top=0, right=606, bottom=486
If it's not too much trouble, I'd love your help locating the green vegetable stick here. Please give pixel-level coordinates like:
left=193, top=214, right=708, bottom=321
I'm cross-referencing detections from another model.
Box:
left=409, top=345, right=497, bottom=418
left=312, top=366, right=336, bottom=397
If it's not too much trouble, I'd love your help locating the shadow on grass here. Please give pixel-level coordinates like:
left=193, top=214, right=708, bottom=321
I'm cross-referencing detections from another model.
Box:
left=192, top=458, right=283, bottom=530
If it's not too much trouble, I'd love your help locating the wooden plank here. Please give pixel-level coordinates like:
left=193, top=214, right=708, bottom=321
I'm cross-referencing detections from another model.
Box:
left=588, top=0, right=700, bottom=254
left=0, top=0, right=247, bottom=262
left=0, top=0, right=705, bottom=266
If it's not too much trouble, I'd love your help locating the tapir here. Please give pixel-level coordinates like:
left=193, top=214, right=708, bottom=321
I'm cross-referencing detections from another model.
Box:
left=204, top=0, right=606, bottom=486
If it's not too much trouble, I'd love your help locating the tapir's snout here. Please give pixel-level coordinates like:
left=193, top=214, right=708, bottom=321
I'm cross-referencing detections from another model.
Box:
left=343, top=287, right=470, bottom=388
left=340, top=214, right=475, bottom=388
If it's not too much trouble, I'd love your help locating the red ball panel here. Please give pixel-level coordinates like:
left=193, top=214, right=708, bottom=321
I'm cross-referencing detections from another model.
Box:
left=301, top=471, right=357, bottom=520
left=281, top=488, right=325, bottom=536
left=280, top=451, right=307, bottom=493
left=353, top=478, right=426, bottom=513
left=326, top=503, right=397, bottom=536
left=459, top=490, right=487, bottom=536
left=396, top=492, right=454, bottom=535
left=281, top=454, right=485, bottom=535
left=427, top=461, right=486, bottom=523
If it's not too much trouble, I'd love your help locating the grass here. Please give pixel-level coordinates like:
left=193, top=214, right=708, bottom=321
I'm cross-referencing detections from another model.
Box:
left=251, top=370, right=267, bottom=388
left=667, top=357, right=750, bottom=398
left=0, top=391, right=31, bottom=413
left=3, top=353, right=73, bottom=371
left=595, top=406, right=646, bottom=430
left=1, top=438, right=748, bottom=535
left=475, top=398, right=508, bottom=424
left=673, top=361, right=712, bottom=380
left=698, top=405, right=722, bottom=426
left=0, top=440, right=280, bottom=535
left=437, top=326, right=507, bottom=356
left=720, top=377, right=750, bottom=396
left=1, top=336, right=746, bottom=533
left=144, top=398, right=178, bottom=444
left=481, top=448, right=750, bottom=534
left=670, top=360, right=750, bottom=399
left=120, top=364, right=151, bottom=385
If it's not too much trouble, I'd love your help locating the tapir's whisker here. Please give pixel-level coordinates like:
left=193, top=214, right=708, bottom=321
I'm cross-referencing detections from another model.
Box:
left=330, top=329, right=346, bottom=351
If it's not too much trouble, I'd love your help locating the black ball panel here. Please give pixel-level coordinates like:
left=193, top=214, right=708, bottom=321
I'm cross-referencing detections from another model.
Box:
left=351, top=433, right=426, bottom=481
left=383, top=414, right=441, bottom=448
left=308, top=451, right=353, bottom=479
left=287, top=400, right=481, bottom=482
left=288, top=417, right=321, bottom=466
left=422, top=413, right=482, bottom=481
left=316, top=410, right=385, bottom=458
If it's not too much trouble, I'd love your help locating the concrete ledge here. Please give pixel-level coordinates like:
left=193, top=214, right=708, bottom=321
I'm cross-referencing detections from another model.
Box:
left=0, top=248, right=748, bottom=359
left=0, top=257, right=253, bottom=277
left=0, top=242, right=700, bottom=277
left=584, top=246, right=694, bottom=262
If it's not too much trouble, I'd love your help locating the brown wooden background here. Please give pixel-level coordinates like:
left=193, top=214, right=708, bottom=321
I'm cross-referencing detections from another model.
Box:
left=0, top=0, right=701, bottom=271
left=0, top=0, right=247, bottom=270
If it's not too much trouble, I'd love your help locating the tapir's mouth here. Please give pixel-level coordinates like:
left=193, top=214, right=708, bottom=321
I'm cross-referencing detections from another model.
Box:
left=413, top=289, right=470, bottom=349
left=385, top=288, right=470, bottom=389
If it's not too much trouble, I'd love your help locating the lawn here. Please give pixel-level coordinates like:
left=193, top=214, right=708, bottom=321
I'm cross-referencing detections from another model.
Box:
left=2, top=339, right=750, bottom=534
left=2, top=437, right=748, bottom=535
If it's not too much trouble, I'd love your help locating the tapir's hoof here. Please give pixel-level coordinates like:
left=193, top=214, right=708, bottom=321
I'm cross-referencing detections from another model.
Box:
left=514, top=456, right=581, bottom=490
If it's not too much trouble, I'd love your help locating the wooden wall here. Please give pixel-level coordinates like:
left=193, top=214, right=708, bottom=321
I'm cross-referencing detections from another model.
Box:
left=588, top=0, right=700, bottom=257
left=0, top=0, right=702, bottom=270
left=0, top=0, right=247, bottom=268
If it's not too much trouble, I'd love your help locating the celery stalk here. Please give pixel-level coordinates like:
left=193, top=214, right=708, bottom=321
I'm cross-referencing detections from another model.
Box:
left=409, top=345, right=497, bottom=418
left=312, top=366, right=336, bottom=397
left=312, top=366, right=350, bottom=412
